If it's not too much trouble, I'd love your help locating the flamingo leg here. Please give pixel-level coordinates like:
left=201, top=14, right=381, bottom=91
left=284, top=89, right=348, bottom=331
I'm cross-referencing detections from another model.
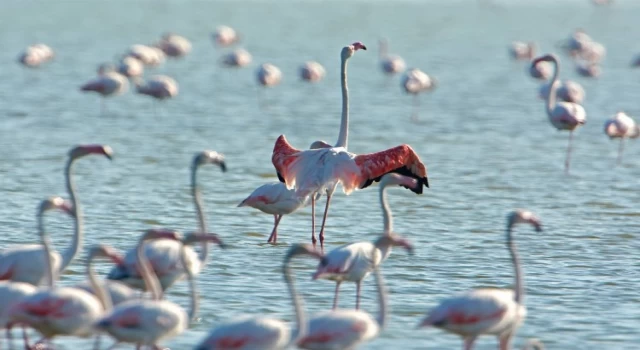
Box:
left=318, top=193, right=333, bottom=251
left=21, top=326, right=30, bottom=350
left=499, top=335, right=512, bottom=350
left=92, top=334, right=101, bottom=350
left=267, top=215, right=283, bottom=243
left=310, top=196, right=317, bottom=247
left=355, top=281, right=362, bottom=310
left=564, top=130, right=574, bottom=174
left=617, top=138, right=625, bottom=165
left=463, top=336, right=477, bottom=350
left=332, top=281, right=342, bottom=310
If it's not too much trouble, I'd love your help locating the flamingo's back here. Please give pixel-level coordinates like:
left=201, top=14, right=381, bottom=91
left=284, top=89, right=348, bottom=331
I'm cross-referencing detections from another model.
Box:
left=298, top=309, right=379, bottom=350
left=197, top=315, right=290, bottom=350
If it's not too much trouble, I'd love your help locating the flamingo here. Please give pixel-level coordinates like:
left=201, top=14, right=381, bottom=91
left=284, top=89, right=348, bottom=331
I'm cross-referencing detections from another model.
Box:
left=221, top=48, right=252, bottom=67
left=107, top=151, right=226, bottom=291
left=528, top=61, right=551, bottom=80
left=300, top=61, right=326, bottom=82
left=156, top=33, right=192, bottom=58
left=17, top=44, right=54, bottom=68
left=194, top=243, right=322, bottom=350
left=576, top=61, right=601, bottom=78
left=509, top=42, right=536, bottom=61
left=0, top=145, right=112, bottom=286
left=212, top=25, right=240, bottom=46
left=257, top=63, right=283, bottom=87
left=604, top=111, right=639, bottom=165
left=538, top=80, right=585, bottom=104
left=298, top=235, right=412, bottom=349
left=418, top=209, right=542, bottom=350
left=561, top=29, right=592, bottom=57
left=81, top=68, right=129, bottom=114
left=135, top=75, right=179, bottom=101
left=402, top=68, right=437, bottom=120
left=531, top=54, right=586, bottom=174
left=379, top=38, right=406, bottom=75
left=578, top=40, right=606, bottom=64
left=272, top=42, right=429, bottom=250
left=7, top=201, right=121, bottom=347
left=96, top=229, right=223, bottom=349
left=312, top=173, right=417, bottom=310
left=126, top=44, right=165, bottom=67
left=117, top=56, right=144, bottom=78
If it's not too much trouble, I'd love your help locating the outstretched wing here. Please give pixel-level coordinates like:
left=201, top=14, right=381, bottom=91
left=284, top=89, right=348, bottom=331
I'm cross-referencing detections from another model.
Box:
left=271, top=135, right=302, bottom=186
left=354, top=144, right=429, bottom=194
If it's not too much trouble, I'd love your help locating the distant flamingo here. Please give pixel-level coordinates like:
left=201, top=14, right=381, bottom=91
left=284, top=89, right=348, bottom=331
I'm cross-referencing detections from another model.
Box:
left=300, top=61, right=326, bottom=82
left=108, top=151, right=226, bottom=291
left=212, top=25, right=240, bottom=46
left=126, top=44, right=165, bottom=67
left=156, top=33, right=192, bottom=58
left=402, top=68, right=437, bottom=120
left=604, top=111, right=639, bottom=165
left=222, top=48, right=252, bottom=67
left=117, top=56, right=144, bottom=78
left=532, top=54, right=586, bottom=174
left=562, top=29, right=592, bottom=57
left=418, top=209, right=542, bottom=350
left=379, top=38, right=406, bottom=75
left=578, top=40, right=606, bottom=63
left=576, top=61, right=601, bottom=77
left=509, top=41, right=536, bottom=60
left=17, top=44, right=54, bottom=68
left=538, top=79, right=585, bottom=104
left=0, top=145, right=112, bottom=286
left=298, top=236, right=412, bottom=349
left=81, top=68, right=129, bottom=114
left=195, top=243, right=322, bottom=350
left=312, top=173, right=416, bottom=309
left=528, top=60, right=551, bottom=80
left=257, top=63, right=283, bottom=87
left=272, top=42, right=429, bottom=249
left=97, top=229, right=223, bottom=349
left=135, top=75, right=179, bottom=101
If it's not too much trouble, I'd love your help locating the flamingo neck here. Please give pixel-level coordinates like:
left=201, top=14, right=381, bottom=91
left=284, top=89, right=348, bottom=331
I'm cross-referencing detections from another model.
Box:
left=283, top=262, right=306, bottom=346
left=191, top=163, right=209, bottom=264
left=373, top=264, right=388, bottom=328
left=137, top=238, right=162, bottom=300
left=61, top=158, right=82, bottom=273
left=506, top=225, right=524, bottom=304
left=335, top=54, right=350, bottom=149
left=87, top=253, right=113, bottom=311
left=180, top=244, right=199, bottom=321
left=545, top=57, right=559, bottom=118
left=380, top=186, right=393, bottom=234
left=37, top=207, right=55, bottom=288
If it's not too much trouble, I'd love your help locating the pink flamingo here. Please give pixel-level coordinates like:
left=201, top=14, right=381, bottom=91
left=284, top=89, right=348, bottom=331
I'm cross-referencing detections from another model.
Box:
left=528, top=60, right=552, bottom=80
left=212, top=25, right=240, bottom=46
left=561, top=29, right=592, bottom=57
left=538, top=79, right=585, bottom=104
left=300, top=61, right=326, bottom=82
left=379, top=38, right=406, bottom=75
left=155, top=33, right=192, bottom=58
left=107, top=151, right=226, bottom=291
left=532, top=54, right=586, bottom=174
left=117, top=56, right=144, bottom=78
left=81, top=68, right=129, bottom=114
left=257, top=63, right=283, bottom=87
left=312, top=174, right=417, bottom=310
left=222, top=48, right=252, bottom=67
left=273, top=43, right=429, bottom=250
left=0, top=145, right=112, bottom=286
left=576, top=61, right=601, bottom=77
left=135, top=75, right=179, bottom=101
left=604, top=111, right=639, bottom=165
left=126, top=44, right=165, bottom=67
left=402, top=68, right=437, bottom=120
left=509, top=41, right=536, bottom=60
left=418, top=209, right=542, bottom=350
left=194, top=243, right=322, bottom=350
left=96, top=229, right=223, bottom=349
left=298, top=236, right=412, bottom=349
left=17, top=44, right=54, bottom=68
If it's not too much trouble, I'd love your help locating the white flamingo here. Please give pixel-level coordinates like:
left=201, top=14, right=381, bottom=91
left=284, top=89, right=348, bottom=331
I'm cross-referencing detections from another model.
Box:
left=107, top=151, right=226, bottom=291
left=257, top=63, right=283, bottom=87
left=212, top=25, right=240, bottom=46
left=604, top=111, right=639, bottom=165
left=126, top=44, right=165, bottom=67
left=222, top=48, right=252, bottom=67
left=81, top=69, right=129, bottom=113
left=538, top=79, right=585, bottom=104
left=418, top=209, right=542, bottom=350
left=576, top=61, right=601, bottom=77
left=312, top=173, right=417, bottom=310
left=272, top=42, right=429, bottom=250
left=17, top=44, right=54, bottom=68
left=402, top=68, right=437, bottom=120
left=156, top=33, right=192, bottom=58
left=96, top=229, right=222, bottom=349
left=532, top=54, right=586, bottom=174
left=300, top=61, right=326, bottom=82
left=117, top=56, right=144, bottom=78
left=528, top=60, right=552, bottom=80
left=298, top=235, right=412, bottom=349
left=194, top=243, right=322, bottom=350
left=379, top=38, right=406, bottom=75
left=509, top=41, right=536, bottom=60
left=0, top=145, right=112, bottom=286
left=135, top=75, right=179, bottom=101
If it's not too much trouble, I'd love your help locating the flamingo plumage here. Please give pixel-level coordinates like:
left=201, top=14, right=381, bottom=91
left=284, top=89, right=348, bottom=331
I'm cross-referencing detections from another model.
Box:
left=509, top=41, right=536, bottom=60
left=300, top=61, right=326, bottom=82
left=222, top=48, right=252, bottom=67
left=257, top=63, right=283, bottom=87
left=604, top=111, right=639, bottom=165
left=17, top=44, right=54, bottom=68
left=212, top=25, right=240, bottom=46
left=379, top=38, right=406, bottom=75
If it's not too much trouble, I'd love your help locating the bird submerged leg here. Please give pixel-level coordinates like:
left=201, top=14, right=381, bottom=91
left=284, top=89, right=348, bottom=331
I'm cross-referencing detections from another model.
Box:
left=617, top=138, right=625, bottom=165
left=411, top=94, right=420, bottom=122
left=310, top=196, right=317, bottom=247
left=332, top=281, right=342, bottom=310
left=355, top=281, right=362, bottom=310
left=463, top=336, right=477, bottom=350
left=564, top=130, right=574, bottom=174
left=318, top=193, right=334, bottom=251
left=267, top=215, right=283, bottom=244
left=499, top=335, right=513, bottom=350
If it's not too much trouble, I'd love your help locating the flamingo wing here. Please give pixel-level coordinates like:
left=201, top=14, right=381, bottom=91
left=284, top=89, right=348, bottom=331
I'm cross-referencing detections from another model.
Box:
left=354, top=145, right=429, bottom=194
left=271, top=135, right=302, bottom=186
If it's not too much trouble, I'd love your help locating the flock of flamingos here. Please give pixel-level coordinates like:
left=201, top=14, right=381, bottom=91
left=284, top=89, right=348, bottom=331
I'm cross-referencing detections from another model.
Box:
left=4, top=12, right=638, bottom=350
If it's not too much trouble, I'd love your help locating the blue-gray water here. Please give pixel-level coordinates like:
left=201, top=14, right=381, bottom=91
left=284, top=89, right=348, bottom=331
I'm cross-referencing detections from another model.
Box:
left=1, top=1, right=639, bottom=349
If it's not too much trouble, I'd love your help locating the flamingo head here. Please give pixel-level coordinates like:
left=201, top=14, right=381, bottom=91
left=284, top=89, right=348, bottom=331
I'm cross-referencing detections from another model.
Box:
left=88, top=244, right=124, bottom=265
left=341, top=42, right=367, bottom=60
left=375, top=234, right=414, bottom=254
left=531, top=54, right=559, bottom=69
left=142, top=228, right=182, bottom=242
left=193, top=150, right=226, bottom=172
left=70, top=144, right=113, bottom=161
left=508, top=210, right=542, bottom=232
left=183, top=232, right=227, bottom=249
left=39, top=196, right=75, bottom=217
left=284, top=244, right=323, bottom=264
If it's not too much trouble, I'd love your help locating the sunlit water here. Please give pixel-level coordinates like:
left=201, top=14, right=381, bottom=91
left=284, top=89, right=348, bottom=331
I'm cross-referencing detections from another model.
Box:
left=1, top=1, right=639, bottom=349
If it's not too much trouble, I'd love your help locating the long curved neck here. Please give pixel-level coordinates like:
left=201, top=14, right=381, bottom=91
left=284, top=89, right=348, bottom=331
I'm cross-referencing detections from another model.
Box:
left=137, top=239, right=162, bottom=300
left=191, top=163, right=209, bottom=264
left=335, top=54, right=350, bottom=149
left=180, top=244, right=199, bottom=321
left=545, top=58, right=559, bottom=118
left=380, top=186, right=393, bottom=234
left=283, top=262, right=306, bottom=346
left=87, top=254, right=113, bottom=311
left=38, top=208, right=55, bottom=288
left=61, top=158, right=82, bottom=272
left=373, top=265, right=387, bottom=328
left=507, top=225, right=524, bottom=304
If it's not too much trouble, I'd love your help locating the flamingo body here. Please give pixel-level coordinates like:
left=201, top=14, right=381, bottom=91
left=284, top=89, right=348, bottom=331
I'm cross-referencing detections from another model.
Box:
left=549, top=102, right=586, bottom=131
left=222, top=49, right=252, bottom=67
left=605, top=112, right=638, bottom=139
left=576, top=62, right=601, bottom=77
left=81, top=71, right=129, bottom=97
left=402, top=68, right=436, bottom=95
left=528, top=61, right=551, bottom=80
left=213, top=25, right=239, bottom=46
left=0, top=245, right=62, bottom=286
left=313, top=242, right=384, bottom=283
left=196, top=316, right=290, bottom=350
left=117, top=56, right=144, bottom=78
left=538, top=80, right=585, bottom=104
left=379, top=39, right=406, bottom=75
left=0, top=281, right=36, bottom=327
left=257, top=63, right=283, bottom=87
left=136, top=75, right=178, bottom=100
left=298, top=309, right=379, bottom=350
left=126, top=44, right=165, bottom=66
left=157, top=33, right=192, bottom=58
left=300, top=61, right=326, bottom=82
left=509, top=42, right=535, bottom=60
left=239, top=183, right=307, bottom=215
left=18, top=44, right=54, bottom=67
